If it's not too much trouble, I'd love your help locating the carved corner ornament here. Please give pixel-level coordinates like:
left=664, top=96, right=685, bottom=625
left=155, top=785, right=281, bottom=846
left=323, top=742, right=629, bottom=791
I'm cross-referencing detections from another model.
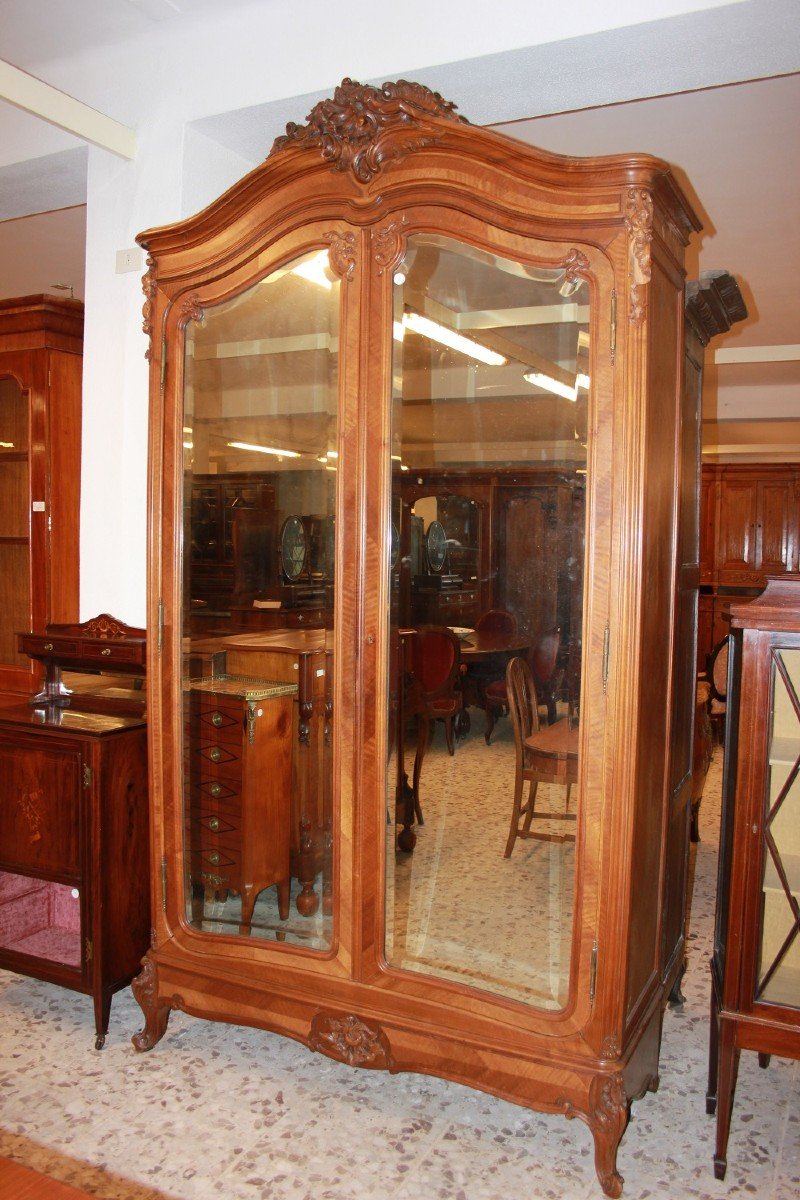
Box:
left=374, top=219, right=408, bottom=277
left=271, top=77, right=467, bottom=183
left=324, top=230, right=358, bottom=282
left=142, top=257, right=156, bottom=360
left=624, top=187, right=653, bottom=325
left=309, top=1011, right=395, bottom=1070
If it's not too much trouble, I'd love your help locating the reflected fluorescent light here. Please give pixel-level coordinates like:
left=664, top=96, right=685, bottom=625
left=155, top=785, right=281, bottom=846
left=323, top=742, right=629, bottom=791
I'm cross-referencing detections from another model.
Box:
left=523, top=370, right=591, bottom=402
left=400, top=312, right=506, bottom=366
left=0, top=440, right=14, bottom=448
left=183, top=441, right=193, bottom=450
left=291, top=251, right=333, bottom=290
left=228, top=440, right=300, bottom=458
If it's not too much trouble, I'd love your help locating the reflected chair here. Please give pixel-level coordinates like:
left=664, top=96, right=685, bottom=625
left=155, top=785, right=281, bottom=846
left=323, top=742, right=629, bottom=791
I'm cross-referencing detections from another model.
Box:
left=504, top=655, right=577, bottom=858
left=707, top=635, right=729, bottom=744
left=464, top=609, right=519, bottom=740
left=405, top=626, right=464, bottom=827
left=483, top=626, right=562, bottom=743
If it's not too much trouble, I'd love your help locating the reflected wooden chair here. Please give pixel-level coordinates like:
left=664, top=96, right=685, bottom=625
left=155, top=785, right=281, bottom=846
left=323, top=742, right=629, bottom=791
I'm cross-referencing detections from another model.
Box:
left=405, top=626, right=464, bottom=831
left=707, top=635, right=729, bottom=744
left=483, top=626, right=561, bottom=743
left=504, top=655, right=577, bottom=858
left=464, top=609, right=519, bottom=740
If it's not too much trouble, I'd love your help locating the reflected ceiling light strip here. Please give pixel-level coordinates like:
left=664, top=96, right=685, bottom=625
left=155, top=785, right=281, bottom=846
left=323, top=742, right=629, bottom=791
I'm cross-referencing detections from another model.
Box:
left=523, top=370, right=590, bottom=402
left=291, top=251, right=333, bottom=290
left=227, top=440, right=301, bottom=458
left=400, top=312, right=507, bottom=367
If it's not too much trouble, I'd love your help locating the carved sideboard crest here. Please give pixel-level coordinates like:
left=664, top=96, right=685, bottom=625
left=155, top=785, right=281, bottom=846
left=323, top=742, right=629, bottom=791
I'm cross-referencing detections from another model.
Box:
left=271, top=77, right=466, bottom=183
left=624, top=187, right=653, bottom=325
left=310, top=1011, right=395, bottom=1070
left=79, top=613, right=131, bottom=640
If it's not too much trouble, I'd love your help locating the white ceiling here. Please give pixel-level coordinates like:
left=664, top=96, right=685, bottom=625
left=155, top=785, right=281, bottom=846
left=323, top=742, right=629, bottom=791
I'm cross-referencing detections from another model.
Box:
left=0, top=0, right=798, bottom=459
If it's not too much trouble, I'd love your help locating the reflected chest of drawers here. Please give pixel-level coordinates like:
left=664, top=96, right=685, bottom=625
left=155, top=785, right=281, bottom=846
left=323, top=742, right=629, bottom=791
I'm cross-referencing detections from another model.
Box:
left=185, top=675, right=297, bottom=932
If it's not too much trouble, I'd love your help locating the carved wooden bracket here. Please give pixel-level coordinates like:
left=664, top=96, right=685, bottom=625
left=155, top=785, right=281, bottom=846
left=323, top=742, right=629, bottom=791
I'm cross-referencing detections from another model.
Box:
left=310, top=1011, right=395, bottom=1070
left=271, top=77, right=466, bottom=183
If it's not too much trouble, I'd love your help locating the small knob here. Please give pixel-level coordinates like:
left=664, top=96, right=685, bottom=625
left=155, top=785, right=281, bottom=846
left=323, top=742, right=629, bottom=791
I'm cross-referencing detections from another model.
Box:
left=208, top=817, right=220, bottom=831
left=43, top=642, right=54, bottom=651
left=211, top=712, right=223, bottom=726
left=208, top=852, right=220, bottom=865
left=209, top=747, right=221, bottom=762
left=210, top=783, right=222, bottom=798
left=101, top=647, right=111, bottom=656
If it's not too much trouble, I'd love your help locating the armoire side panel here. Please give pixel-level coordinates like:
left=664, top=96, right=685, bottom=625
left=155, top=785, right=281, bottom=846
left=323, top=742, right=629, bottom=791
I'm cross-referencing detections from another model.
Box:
left=625, top=263, right=682, bottom=1021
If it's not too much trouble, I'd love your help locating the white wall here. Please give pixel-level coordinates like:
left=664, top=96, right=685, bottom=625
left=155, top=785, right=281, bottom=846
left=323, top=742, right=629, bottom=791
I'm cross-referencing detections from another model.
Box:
left=6, top=0, right=782, bottom=625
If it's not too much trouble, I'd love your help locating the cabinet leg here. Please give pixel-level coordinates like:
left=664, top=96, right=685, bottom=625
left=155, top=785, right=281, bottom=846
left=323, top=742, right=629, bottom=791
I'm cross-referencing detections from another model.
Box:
left=758, top=1052, right=771, bottom=1069
left=296, top=817, right=319, bottom=916
left=706, top=983, right=719, bottom=1115
left=130, top=955, right=172, bottom=1052
left=562, top=1074, right=627, bottom=1199
left=713, top=1016, right=740, bottom=1181
left=93, top=989, right=112, bottom=1051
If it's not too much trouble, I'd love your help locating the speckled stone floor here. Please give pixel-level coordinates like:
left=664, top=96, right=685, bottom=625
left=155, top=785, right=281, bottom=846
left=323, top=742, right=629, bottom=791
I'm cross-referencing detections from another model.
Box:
left=1, top=748, right=798, bottom=1200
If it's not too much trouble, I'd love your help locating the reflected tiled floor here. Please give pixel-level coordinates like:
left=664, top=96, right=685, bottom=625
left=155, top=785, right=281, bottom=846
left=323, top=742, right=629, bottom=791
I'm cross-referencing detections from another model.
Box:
left=1, top=748, right=798, bottom=1199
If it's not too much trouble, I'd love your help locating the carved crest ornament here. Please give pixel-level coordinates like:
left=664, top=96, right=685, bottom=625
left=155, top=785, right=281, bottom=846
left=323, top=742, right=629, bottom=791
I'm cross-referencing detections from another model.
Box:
left=271, top=77, right=466, bottom=183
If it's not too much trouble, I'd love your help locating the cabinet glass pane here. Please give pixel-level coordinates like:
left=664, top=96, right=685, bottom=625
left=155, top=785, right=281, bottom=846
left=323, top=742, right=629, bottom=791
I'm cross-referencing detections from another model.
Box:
left=181, top=249, right=339, bottom=949
left=758, top=647, right=800, bottom=1007
left=0, top=377, right=30, bottom=668
left=385, top=233, right=588, bottom=1008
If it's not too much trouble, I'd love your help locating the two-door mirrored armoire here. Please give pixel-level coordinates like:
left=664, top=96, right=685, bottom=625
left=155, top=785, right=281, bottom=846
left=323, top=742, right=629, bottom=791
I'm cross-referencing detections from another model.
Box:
left=132, top=79, right=702, bottom=1196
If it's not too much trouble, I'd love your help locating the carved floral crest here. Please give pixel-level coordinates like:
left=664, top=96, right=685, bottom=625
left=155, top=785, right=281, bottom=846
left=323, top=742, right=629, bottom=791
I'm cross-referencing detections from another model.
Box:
left=271, top=77, right=466, bottom=183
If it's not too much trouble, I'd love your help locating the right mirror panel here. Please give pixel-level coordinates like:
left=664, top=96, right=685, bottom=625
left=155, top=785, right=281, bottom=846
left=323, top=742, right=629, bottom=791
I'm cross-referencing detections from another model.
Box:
left=385, top=233, right=589, bottom=1009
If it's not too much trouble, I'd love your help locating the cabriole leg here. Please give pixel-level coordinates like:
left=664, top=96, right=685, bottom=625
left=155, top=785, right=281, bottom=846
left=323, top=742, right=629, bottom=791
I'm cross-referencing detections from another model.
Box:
left=130, top=954, right=173, bottom=1052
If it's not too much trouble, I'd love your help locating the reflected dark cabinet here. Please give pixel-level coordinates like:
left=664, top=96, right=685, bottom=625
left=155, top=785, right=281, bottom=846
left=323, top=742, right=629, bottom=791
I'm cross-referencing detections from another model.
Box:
left=708, top=575, right=800, bottom=1179
left=133, top=78, right=702, bottom=1196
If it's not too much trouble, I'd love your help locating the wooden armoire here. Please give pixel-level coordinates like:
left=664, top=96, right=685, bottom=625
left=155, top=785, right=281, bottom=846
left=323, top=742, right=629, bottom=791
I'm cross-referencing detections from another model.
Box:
left=0, top=295, right=83, bottom=697
left=132, top=78, right=703, bottom=1196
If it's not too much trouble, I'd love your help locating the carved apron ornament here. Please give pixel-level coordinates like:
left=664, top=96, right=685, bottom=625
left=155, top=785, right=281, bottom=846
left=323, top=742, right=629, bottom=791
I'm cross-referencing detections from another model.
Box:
left=271, top=77, right=467, bottom=183
left=309, top=1011, right=394, bottom=1069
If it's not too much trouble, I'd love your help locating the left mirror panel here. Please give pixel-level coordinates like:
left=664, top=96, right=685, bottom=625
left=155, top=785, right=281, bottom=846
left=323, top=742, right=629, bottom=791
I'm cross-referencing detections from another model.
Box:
left=180, top=250, right=339, bottom=949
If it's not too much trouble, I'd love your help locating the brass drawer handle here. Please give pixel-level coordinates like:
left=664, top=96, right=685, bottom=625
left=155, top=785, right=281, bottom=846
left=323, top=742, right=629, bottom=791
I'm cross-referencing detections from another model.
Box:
left=101, top=647, right=111, bottom=656
left=208, top=852, right=220, bottom=865
left=43, top=642, right=54, bottom=651
left=211, top=711, right=223, bottom=726
left=210, top=783, right=222, bottom=798
left=209, top=747, right=221, bottom=762
left=208, top=817, right=220, bottom=831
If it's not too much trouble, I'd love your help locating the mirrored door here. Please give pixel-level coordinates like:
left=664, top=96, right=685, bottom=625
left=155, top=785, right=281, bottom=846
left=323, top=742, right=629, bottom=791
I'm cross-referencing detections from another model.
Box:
left=180, top=249, right=340, bottom=949
left=385, top=233, right=590, bottom=1008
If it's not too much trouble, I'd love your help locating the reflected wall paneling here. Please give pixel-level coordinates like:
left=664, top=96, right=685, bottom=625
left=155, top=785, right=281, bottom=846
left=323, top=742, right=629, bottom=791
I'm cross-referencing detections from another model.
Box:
left=133, top=79, right=702, bottom=1197
left=0, top=295, right=83, bottom=696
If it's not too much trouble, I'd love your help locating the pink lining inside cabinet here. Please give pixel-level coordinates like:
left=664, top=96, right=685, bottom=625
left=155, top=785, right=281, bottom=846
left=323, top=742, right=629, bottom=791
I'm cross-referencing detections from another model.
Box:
left=0, top=870, right=81, bottom=968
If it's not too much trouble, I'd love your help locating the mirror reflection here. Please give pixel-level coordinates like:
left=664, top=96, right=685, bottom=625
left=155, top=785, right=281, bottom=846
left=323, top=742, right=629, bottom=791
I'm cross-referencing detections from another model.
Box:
left=181, top=250, right=338, bottom=949
left=386, top=234, right=588, bottom=1008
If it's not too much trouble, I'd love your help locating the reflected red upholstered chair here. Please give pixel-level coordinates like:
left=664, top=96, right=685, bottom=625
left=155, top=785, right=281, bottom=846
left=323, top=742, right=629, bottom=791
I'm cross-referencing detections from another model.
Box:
left=406, top=625, right=464, bottom=818
left=484, top=627, right=562, bottom=743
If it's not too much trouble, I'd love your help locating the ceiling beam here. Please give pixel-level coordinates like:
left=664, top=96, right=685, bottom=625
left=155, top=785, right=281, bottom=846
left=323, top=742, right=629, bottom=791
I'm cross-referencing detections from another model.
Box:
left=0, top=59, right=136, bottom=159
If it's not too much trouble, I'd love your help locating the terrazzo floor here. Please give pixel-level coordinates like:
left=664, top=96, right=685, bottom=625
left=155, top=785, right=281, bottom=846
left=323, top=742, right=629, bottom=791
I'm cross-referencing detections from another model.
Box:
left=1, top=745, right=798, bottom=1200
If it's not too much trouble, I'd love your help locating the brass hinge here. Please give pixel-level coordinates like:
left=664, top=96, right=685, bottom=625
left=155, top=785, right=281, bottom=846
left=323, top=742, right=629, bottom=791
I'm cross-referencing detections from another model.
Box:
left=160, top=856, right=167, bottom=911
left=82, top=763, right=92, bottom=789
left=160, top=335, right=167, bottom=391
left=602, top=624, right=610, bottom=693
left=610, top=289, right=617, bottom=364
left=84, top=937, right=93, bottom=962
left=157, top=598, right=165, bottom=654
left=589, top=941, right=598, bottom=1004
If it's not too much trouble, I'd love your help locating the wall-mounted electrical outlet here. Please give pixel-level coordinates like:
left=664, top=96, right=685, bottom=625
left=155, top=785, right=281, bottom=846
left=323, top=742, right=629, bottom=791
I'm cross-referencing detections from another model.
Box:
left=116, top=247, right=144, bottom=273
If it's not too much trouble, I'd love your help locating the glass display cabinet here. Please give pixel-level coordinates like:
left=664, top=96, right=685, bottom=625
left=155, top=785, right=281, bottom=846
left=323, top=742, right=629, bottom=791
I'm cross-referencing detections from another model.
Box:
left=132, top=78, right=703, bottom=1196
left=707, top=574, right=800, bottom=1179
